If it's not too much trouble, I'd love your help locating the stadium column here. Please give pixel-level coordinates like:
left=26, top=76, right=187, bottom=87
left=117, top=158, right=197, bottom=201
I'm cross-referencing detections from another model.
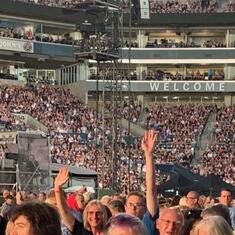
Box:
left=136, top=65, right=147, bottom=80
left=223, top=65, right=232, bottom=106
left=226, top=29, right=230, bottom=47
left=225, top=65, right=235, bottom=81
left=137, top=29, right=148, bottom=48
left=9, top=65, right=17, bottom=80
left=70, top=32, right=82, bottom=41
left=224, top=96, right=232, bottom=106
left=78, top=62, right=89, bottom=81
left=55, top=68, right=61, bottom=85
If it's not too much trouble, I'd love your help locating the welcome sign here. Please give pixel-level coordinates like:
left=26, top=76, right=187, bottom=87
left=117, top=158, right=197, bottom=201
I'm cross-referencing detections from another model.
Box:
left=87, top=80, right=235, bottom=93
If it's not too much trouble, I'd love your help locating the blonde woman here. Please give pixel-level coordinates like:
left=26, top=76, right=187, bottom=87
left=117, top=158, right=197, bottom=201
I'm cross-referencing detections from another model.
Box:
left=194, top=215, right=233, bottom=235
left=83, top=200, right=108, bottom=235
left=54, top=167, right=108, bottom=235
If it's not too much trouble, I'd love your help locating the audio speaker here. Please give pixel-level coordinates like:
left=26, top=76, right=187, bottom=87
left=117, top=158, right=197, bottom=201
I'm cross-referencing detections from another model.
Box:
left=139, top=0, right=150, bottom=19
left=132, top=0, right=150, bottom=21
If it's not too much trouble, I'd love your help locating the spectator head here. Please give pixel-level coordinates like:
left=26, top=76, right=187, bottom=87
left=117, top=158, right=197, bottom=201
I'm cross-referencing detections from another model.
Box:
left=186, top=191, right=199, bottom=209
left=179, top=196, right=187, bottom=208
left=219, top=188, right=232, bottom=206
left=83, top=192, right=93, bottom=203
left=103, top=213, right=147, bottom=235
left=198, top=195, right=206, bottom=208
left=112, top=193, right=121, bottom=201
left=108, top=200, right=125, bottom=216
left=111, top=194, right=126, bottom=205
left=125, top=192, right=146, bottom=220
left=201, top=204, right=232, bottom=227
left=204, top=196, right=213, bottom=207
left=170, top=195, right=181, bottom=207
left=38, top=192, right=46, bottom=202
left=194, top=215, right=233, bottom=235
left=28, top=192, right=37, bottom=200
left=3, top=189, right=10, bottom=200
left=211, top=197, right=219, bottom=205
left=2, top=195, right=15, bottom=221
left=231, top=199, right=235, bottom=207
left=9, top=201, right=61, bottom=235
left=5, top=195, right=15, bottom=205
left=156, top=207, right=184, bottom=235
left=10, top=190, right=16, bottom=197
left=101, top=195, right=112, bottom=206
left=83, top=199, right=108, bottom=232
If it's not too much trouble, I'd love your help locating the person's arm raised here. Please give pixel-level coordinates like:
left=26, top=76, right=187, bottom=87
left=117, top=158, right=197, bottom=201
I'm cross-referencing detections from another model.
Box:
left=54, top=167, right=75, bottom=231
left=141, top=130, right=158, bottom=217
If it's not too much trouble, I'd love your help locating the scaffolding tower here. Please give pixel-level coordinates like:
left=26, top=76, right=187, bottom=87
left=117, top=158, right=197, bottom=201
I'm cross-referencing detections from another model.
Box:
left=74, top=2, right=122, bottom=191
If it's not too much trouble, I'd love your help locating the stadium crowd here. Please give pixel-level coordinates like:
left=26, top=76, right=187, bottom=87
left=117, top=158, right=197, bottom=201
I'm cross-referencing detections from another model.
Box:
left=1, top=1, right=234, bottom=235
left=0, top=26, right=232, bottom=50
left=0, top=28, right=77, bottom=45
left=149, top=0, right=219, bottom=13
left=1, top=84, right=234, bottom=189
left=0, top=135, right=235, bottom=235
left=143, top=69, right=224, bottom=81
left=193, top=105, right=235, bottom=185
left=144, top=103, right=214, bottom=167
left=89, top=68, right=225, bottom=81
left=145, top=39, right=226, bottom=48
left=11, top=0, right=81, bottom=8
left=0, top=84, right=234, bottom=235
left=0, top=85, right=142, bottom=191
left=225, top=0, right=235, bottom=12
left=11, top=0, right=235, bottom=14
left=0, top=27, right=116, bottom=53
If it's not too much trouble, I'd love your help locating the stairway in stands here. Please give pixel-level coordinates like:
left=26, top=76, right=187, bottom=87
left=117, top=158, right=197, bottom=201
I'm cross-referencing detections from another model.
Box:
left=192, top=110, right=217, bottom=164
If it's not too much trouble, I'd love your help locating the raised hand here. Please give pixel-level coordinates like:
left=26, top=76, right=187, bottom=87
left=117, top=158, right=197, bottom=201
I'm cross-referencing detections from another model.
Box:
left=141, top=130, right=157, bottom=157
left=142, top=130, right=158, bottom=217
left=54, top=167, right=69, bottom=188
left=16, top=191, right=23, bottom=205
left=78, top=185, right=87, bottom=194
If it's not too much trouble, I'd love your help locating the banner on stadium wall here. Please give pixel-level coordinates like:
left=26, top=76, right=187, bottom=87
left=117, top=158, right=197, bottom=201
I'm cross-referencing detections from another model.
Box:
left=0, top=37, right=34, bottom=53
left=0, top=131, right=17, bottom=144
left=148, top=81, right=226, bottom=92
left=87, top=80, right=235, bottom=93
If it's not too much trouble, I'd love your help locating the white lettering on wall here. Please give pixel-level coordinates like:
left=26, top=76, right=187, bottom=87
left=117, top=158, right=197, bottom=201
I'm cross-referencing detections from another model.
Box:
left=194, top=82, right=201, bottom=91
left=150, top=82, right=160, bottom=91
left=147, top=81, right=230, bottom=92
left=219, top=82, right=225, bottom=91
left=164, top=82, right=169, bottom=91
left=183, top=82, right=190, bottom=91
left=205, top=83, right=215, bottom=91
left=173, top=83, right=179, bottom=91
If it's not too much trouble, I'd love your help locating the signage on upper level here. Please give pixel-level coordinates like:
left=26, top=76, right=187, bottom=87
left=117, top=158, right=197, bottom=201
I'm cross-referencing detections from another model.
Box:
left=0, top=37, right=34, bottom=53
left=149, top=81, right=225, bottom=92
left=86, top=80, right=235, bottom=93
